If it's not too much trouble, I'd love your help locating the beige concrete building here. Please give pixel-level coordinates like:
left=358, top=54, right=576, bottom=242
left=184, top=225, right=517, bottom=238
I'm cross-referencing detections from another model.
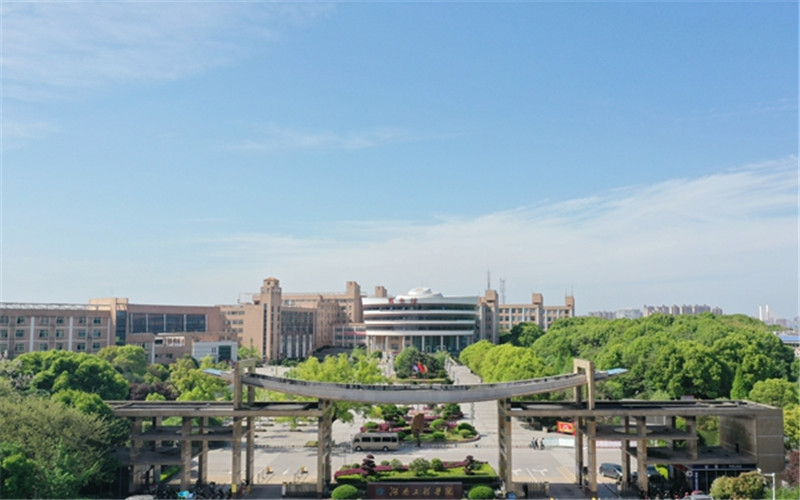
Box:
left=497, top=293, right=575, bottom=332
left=225, top=277, right=360, bottom=363
left=0, top=303, right=114, bottom=358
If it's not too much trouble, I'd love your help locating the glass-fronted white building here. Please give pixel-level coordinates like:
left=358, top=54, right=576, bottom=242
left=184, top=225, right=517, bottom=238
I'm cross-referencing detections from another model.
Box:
left=362, top=287, right=478, bottom=355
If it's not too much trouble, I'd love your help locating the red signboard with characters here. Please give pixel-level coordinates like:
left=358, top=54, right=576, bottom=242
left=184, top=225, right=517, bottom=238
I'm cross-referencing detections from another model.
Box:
left=556, top=420, right=576, bottom=435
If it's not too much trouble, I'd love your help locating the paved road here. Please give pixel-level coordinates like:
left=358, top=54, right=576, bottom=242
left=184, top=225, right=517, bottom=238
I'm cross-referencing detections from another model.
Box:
left=200, top=363, right=628, bottom=498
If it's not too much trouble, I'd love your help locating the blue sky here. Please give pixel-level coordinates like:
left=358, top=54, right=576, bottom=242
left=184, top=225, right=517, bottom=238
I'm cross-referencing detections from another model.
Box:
left=2, top=2, right=797, bottom=319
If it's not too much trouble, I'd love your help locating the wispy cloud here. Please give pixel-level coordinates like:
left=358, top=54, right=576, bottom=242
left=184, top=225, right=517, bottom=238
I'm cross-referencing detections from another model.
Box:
left=5, top=158, right=796, bottom=318
left=173, top=157, right=796, bottom=316
left=232, top=124, right=418, bottom=151
left=1, top=120, right=58, bottom=151
left=1, top=2, right=331, bottom=100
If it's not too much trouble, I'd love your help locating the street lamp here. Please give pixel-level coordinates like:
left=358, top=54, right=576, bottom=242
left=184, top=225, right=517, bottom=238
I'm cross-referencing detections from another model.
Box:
left=757, top=468, right=776, bottom=500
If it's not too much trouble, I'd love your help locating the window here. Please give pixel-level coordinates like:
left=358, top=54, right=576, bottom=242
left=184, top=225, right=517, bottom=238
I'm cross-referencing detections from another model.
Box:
left=77, top=317, right=87, bottom=325
left=92, top=330, right=102, bottom=338
left=14, top=344, right=25, bottom=352
left=38, top=330, right=49, bottom=338
left=39, top=317, right=50, bottom=325
left=55, top=343, right=64, bottom=350
left=15, top=330, right=25, bottom=338
left=16, top=317, right=26, bottom=325
left=55, top=330, right=65, bottom=338
left=38, top=343, right=48, bottom=351
left=56, top=317, right=65, bottom=325
left=77, top=330, right=87, bottom=338
left=0, top=330, right=7, bottom=338
left=0, top=316, right=8, bottom=324
left=76, top=343, right=86, bottom=351
left=93, top=317, right=102, bottom=325
left=0, top=344, right=6, bottom=354
left=92, top=342, right=101, bottom=350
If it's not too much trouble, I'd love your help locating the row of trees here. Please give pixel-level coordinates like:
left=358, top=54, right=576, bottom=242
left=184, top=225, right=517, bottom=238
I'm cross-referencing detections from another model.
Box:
left=0, top=346, right=232, bottom=498
left=460, top=313, right=800, bottom=449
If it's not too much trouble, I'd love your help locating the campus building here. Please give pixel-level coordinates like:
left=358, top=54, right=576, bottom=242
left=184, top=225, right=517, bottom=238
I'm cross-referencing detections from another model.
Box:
left=1, top=278, right=574, bottom=362
left=0, top=303, right=114, bottom=358
left=362, top=287, right=480, bottom=355
left=496, top=293, right=575, bottom=332
left=225, top=277, right=358, bottom=362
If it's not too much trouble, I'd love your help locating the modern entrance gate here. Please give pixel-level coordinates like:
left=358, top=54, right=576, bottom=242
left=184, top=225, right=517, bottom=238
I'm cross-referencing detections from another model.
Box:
left=110, top=359, right=782, bottom=498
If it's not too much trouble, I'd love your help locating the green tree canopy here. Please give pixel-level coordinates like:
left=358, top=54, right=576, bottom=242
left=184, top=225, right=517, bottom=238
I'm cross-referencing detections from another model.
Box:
left=748, top=378, right=800, bottom=408
left=0, top=392, right=116, bottom=498
left=10, top=351, right=129, bottom=400
left=277, top=350, right=389, bottom=423
left=97, top=345, right=148, bottom=383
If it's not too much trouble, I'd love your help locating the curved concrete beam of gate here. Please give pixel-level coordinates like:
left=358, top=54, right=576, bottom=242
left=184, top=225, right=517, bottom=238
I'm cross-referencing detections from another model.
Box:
left=203, top=368, right=627, bottom=405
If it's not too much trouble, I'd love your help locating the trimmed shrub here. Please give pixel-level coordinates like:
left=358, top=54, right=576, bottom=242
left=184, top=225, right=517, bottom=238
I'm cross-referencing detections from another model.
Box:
left=468, top=485, right=495, bottom=499
left=331, top=484, right=361, bottom=499
left=459, top=428, right=476, bottom=438
left=457, top=422, right=475, bottom=432
left=363, top=421, right=378, bottom=430
left=431, top=458, right=444, bottom=471
left=431, top=418, right=447, bottom=431
left=409, top=458, right=431, bottom=476
left=380, top=460, right=390, bottom=466
left=432, top=431, right=446, bottom=441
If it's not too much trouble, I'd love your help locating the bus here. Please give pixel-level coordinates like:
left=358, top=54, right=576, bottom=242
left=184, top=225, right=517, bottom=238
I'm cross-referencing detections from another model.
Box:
left=351, top=432, right=400, bottom=451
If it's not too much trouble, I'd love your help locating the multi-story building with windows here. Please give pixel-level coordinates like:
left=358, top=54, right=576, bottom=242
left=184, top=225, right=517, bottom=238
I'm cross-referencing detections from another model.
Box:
left=362, top=287, right=479, bottom=355
left=496, top=293, right=575, bottom=332
left=226, top=277, right=352, bottom=362
left=2, top=279, right=575, bottom=362
left=0, top=303, right=114, bottom=359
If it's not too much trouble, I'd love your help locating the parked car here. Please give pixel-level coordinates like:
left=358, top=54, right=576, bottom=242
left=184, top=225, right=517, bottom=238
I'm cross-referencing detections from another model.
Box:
left=599, top=463, right=623, bottom=480
left=631, top=465, right=661, bottom=481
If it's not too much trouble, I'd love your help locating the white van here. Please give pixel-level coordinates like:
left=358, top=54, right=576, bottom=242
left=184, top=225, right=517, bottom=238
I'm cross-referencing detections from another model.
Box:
left=351, top=432, right=400, bottom=451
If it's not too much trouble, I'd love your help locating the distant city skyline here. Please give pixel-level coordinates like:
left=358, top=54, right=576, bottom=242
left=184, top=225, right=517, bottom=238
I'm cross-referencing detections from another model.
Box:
left=2, top=3, right=797, bottom=320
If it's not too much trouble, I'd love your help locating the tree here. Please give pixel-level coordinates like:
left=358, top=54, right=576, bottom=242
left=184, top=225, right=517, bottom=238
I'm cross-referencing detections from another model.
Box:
left=748, top=378, right=800, bottom=408
left=409, top=457, right=430, bottom=476
left=505, top=322, right=545, bottom=347
left=784, top=404, right=799, bottom=450
left=168, top=355, right=231, bottom=401
left=10, top=351, right=129, bottom=400
left=96, top=345, right=147, bottom=384
left=0, top=392, right=115, bottom=497
left=277, top=351, right=388, bottom=423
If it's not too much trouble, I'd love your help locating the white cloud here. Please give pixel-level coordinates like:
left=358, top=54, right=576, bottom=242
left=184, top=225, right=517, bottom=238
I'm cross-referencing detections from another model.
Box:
left=167, top=157, right=796, bottom=317
left=4, top=158, right=797, bottom=318
left=1, top=2, right=331, bottom=99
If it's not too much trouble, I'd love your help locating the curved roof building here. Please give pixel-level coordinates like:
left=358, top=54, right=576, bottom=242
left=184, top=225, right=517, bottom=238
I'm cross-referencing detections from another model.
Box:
left=362, top=287, right=478, bottom=355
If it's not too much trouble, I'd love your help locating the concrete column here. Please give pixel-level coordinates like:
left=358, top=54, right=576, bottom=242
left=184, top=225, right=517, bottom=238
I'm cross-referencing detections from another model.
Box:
left=686, top=416, right=698, bottom=460
left=317, top=399, right=334, bottom=497
left=232, top=417, right=242, bottom=490
left=497, top=399, right=512, bottom=493
left=199, top=417, right=208, bottom=484
left=246, top=366, right=256, bottom=489
left=622, top=417, right=631, bottom=482
left=636, top=416, right=649, bottom=492
left=575, top=417, right=584, bottom=486
left=587, top=417, right=598, bottom=496
left=131, top=418, right=144, bottom=493
left=181, top=416, right=192, bottom=490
